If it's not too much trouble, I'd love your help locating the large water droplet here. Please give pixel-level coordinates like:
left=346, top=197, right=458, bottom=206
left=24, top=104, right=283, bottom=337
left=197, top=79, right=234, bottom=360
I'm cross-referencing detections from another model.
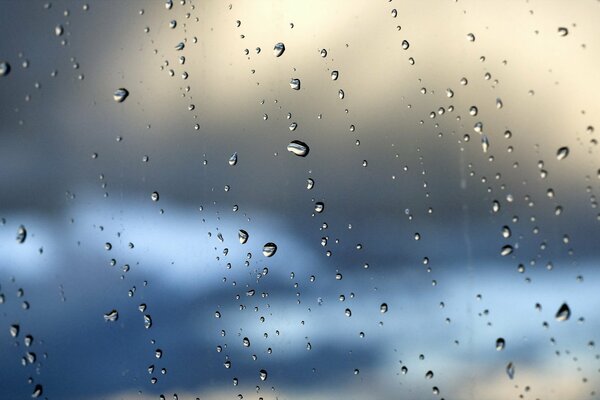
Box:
left=555, top=302, right=571, bottom=321
left=287, top=140, right=309, bottom=157
left=496, top=338, right=505, bottom=351
left=243, top=337, right=250, bottom=347
left=16, top=225, right=27, bottom=243
left=262, top=242, right=277, bottom=257
left=238, top=229, right=249, bottom=244
left=556, top=146, right=569, bottom=160
left=0, top=62, right=10, bottom=77
left=144, top=315, right=153, bottom=329
left=54, top=24, right=64, bottom=36
left=104, top=309, right=119, bottom=322
left=380, top=303, right=388, bottom=313
left=290, top=78, right=301, bottom=90
left=229, top=152, right=238, bottom=166
left=259, top=369, right=268, bottom=381
left=273, top=42, right=285, bottom=57
left=113, top=88, right=129, bottom=103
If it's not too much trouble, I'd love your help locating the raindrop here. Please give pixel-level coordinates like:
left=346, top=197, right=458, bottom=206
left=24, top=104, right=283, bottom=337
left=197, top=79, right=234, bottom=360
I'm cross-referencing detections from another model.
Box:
left=290, top=78, right=301, bottom=90
left=338, top=89, right=345, bottom=99
left=273, top=42, right=285, bottom=57
left=262, top=242, right=277, bottom=257
left=555, top=303, right=571, bottom=321
left=0, top=62, right=10, bottom=77
left=104, top=309, right=119, bottom=322
left=9, top=324, right=19, bottom=338
left=380, top=303, right=388, bottom=313
left=331, top=70, right=339, bottom=80
left=151, top=192, right=160, bottom=202
left=259, top=369, right=268, bottom=381
left=229, top=152, right=238, bottom=166
left=113, top=88, right=129, bottom=103
left=506, top=362, right=515, bottom=379
left=16, top=225, right=27, bottom=243
left=31, top=384, right=43, bottom=398
left=306, top=178, right=314, bottom=190
left=314, top=202, right=324, bottom=213
left=558, top=27, right=569, bottom=36
left=289, top=122, right=298, bottom=131
left=238, top=229, right=249, bottom=244
left=175, top=42, right=185, bottom=51
left=500, top=245, right=513, bottom=256
left=467, top=33, right=475, bottom=42
left=496, top=98, right=503, bottom=109
left=481, top=135, right=490, bottom=153
left=425, top=370, right=434, bottom=379
left=496, top=338, right=505, bottom=351
left=401, top=40, right=410, bottom=50
left=169, top=20, right=177, bottom=29
left=54, top=24, right=64, bottom=36
left=320, top=49, right=327, bottom=57
left=243, top=337, right=250, bottom=347
left=287, top=140, right=309, bottom=157
left=501, top=226, right=511, bottom=238
left=345, top=308, right=352, bottom=317
left=144, top=315, right=153, bottom=329
left=556, top=146, right=569, bottom=160
left=469, top=106, right=478, bottom=116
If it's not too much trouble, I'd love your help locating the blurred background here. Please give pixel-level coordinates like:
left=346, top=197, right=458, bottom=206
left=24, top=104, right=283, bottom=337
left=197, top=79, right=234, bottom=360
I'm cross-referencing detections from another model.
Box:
left=1, top=1, right=599, bottom=399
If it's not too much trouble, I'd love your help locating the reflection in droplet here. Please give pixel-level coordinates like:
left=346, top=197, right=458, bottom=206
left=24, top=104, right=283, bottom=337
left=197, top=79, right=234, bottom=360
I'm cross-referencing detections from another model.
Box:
left=113, top=88, right=129, bottom=103
left=555, top=302, right=571, bottom=321
left=262, top=242, right=277, bottom=257
left=287, top=140, right=309, bottom=157
left=273, top=42, right=285, bottom=57
left=556, top=146, right=569, bottom=160
left=238, top=229, right=249, bottom=244
left=104, top=309, right=119, bottom=322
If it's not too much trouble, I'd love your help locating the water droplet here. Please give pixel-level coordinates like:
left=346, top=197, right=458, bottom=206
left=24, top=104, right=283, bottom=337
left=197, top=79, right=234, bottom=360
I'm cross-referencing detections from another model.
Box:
left=496, top=98, right=503, bottom=109
left=391, top=9, right=398, bottom=18
left=144, top=315, right=153, bottom=329
left=380, top=303, right=388, bottom=313
left=54, top=24, right=64, bottom=36
left=289, top=122, right=298, bottom=131
left=467, top=33, right=475, bottom=42
left=496, top=338, right=505, bottom=351
left=345, top=308, right=352, bottom=317
left=500, top=245, right=513, bottom=256
left=151, top=192, right=160, bottom=202
left=481, top=135, right=490, bottom=153
left=506, top=362, right=515, bottom=379
left=16, top=225, right=27, bottom=243
left=32, top=384, right=43, bottom=398
left=229, top=152, right=238, bottom=166
left=243, top=337, right=250, bottom=347
left=287, top=140, right=309, bottom=157
left=556, top=146, right=569, bottom=160
left=273, top=42, right=285, bottom=57
left=9, top=324, right=19, bottom=337
left=169, top=20, right=177, bottom=29
left=290, top=78, right=301, bottom=90
left=0, top=62, right=10, bottom=77
left=104, top=309, right=119, bottom=322
left=338, top=89, right=345, bottom=99
left=331, top=70, right=339, bottom=80
left=558, top=27, right=569, bottom=36
left=469, top=106, right=478, bottom=116
left=320, top=49, right=327, bottom=58
left=306, top=178, right=314, bottom=190
left=501, top=226, right=511, bottom=238
left=401, top=40, right=410, bottom=50
left=238, top=229, right=249, bottom=244
left=425, top=370, right=434, bottom=379
left=401, top=366, right=408, bottom=374
left=259, top=369, right=268, bottom=381
left=555, top=302, right=571, bottom=321
left=113, top=88, right=129, bottom=103
left=175, top=42, right=185, bottom=51
left=262, top=242, right=277, bottom=257
left=314, top=202, right=324, bottom=213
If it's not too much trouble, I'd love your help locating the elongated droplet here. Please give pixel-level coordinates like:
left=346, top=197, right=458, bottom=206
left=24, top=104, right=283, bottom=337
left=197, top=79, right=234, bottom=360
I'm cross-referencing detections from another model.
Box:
left=104, top=309, right=119, bottom=322
left=238, top=229, right=249, bottom=244
left=16, top=225, right=27, bottom=243
left=500, top=245, right=513, bottom=256
left=32, top=384, right=43, bottom=398
left=555, top=302, right=571, bottom=321
left=175, top=42, right=185, bottom=51
left=229, top=152, right=238, bottom=166
left=481, top=135, right=490, bottom=153
left=506, top=362, right=515, bottom=379
left=556, top=146, right=569, bottom=160
left=273, top=42, right=285, bottom=57
left=262, top=242, right=277, bottom=257
left=287, top=140, right=309, bottom=157
left=496, top=337, right=505, bottom=351
left=113, top=88, right=129, bottom=103
left=290, top=78, right=301, bottom=90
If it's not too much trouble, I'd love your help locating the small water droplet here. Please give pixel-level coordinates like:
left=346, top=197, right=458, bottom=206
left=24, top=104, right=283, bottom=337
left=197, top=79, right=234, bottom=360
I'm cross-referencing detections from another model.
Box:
left=306, top=178, right=314, bottom=190
left=151, top=192, right=160, bottom=202
left=314, top=202, right=324, bottom=213
left=401, top=40, right=410, bottom=50
left=287, top=140, right=309, bottom=157
left=506, top=362, right=515, bottom=379
left=556, top=146, right=569, bottom=160
left=331, top=70, right=339, bottom=80
left=425, top=370, right=434, bottom=379
left=481, top=135, right=490, bottom=153
left=467, top=33, right=475, bottom=42
left=290, top=78, right=301, bottom=90
left=273, top=42, right=285, bottom=57
left=54, top=24, right=64, bottom=36
left=338, top=89, right=345, bottom=99
left=558, top=27, right=569, bottom=37
left=320, top=49, right=327, bottom=58
left=259, top=369, right=268, bottom=381
left=113, top=88, right=129, bottom=103
left=238, top=229, right=249, bottom=244
left=9, top=324, right=19, bottom=337
left=345, top=308, right=352, bottom=317
left=555, top=302, right=571, bottom=321
left=243, top=337, right=250, bottom=347
left=104, top=309, right=119, bottom=322
left=380, top=303, right=388, bottom=313
left=175, top=42, right=185, bottom=51
left=262, top=242, right=277, bottom=257
left=229, top=152, right=238, bottom=166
